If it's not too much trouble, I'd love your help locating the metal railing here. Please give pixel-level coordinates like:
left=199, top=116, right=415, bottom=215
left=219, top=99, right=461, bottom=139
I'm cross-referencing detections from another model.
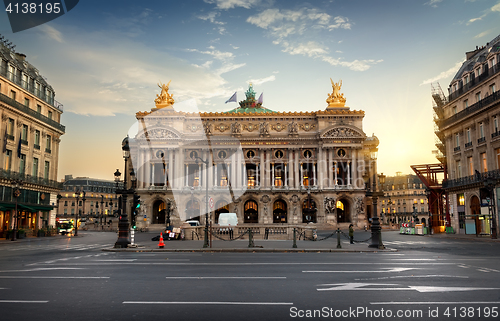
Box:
left=441, top=90, right=500, bottom=128
left=0, top=92, right=65, bottom=132
left=443, top=169, right=500, bottom=189
left=0, top=169, right=63, bottom=190
left=0, top=65, right=63, bottom=111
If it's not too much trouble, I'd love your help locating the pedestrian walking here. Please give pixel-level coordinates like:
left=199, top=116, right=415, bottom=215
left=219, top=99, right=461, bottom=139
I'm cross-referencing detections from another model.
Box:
left=349, top=224, right=354, bottom=244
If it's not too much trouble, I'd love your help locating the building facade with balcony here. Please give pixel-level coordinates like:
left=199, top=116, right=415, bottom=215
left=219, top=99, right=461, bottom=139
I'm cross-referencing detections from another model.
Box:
left=0, top=37, right=65, bottom=233
left=128, top=80, right=380, bottom=230
left=57, top=175, right=119, bottom=223
left=379, top=172, right=428, bottom=228
left=435, top=34, right=500, bottom=236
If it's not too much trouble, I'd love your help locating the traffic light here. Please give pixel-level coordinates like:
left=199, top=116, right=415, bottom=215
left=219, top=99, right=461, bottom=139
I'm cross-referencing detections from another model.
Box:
left=133, top=194, right=141, bottom=211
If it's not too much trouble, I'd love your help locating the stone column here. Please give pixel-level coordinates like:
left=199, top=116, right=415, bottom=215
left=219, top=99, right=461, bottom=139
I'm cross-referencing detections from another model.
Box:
left=294, top=150, right=300, bottom=189
left=231, top=151, right=236, bottom=187
left=271, top=163, right=275, bottom=187
left=265, top=150, right=271, bottom=188
left=285, top=163, right=288, bottom=187
left=329, top=149, right=334, bottom=187
left=185, top=164, right=189, bottom=187
left=260, top=149, right=265, bottom=188
left=236, top=150, right=242, bottom=189
left=334, top=161, right=338, bottom=186
left=288, top=149, right=294, bottom=187
left=352, top=149, right=357, bottom=188
left=318, top=147, right=323, bottom=189
left=347, top=161, right=351, bottom=186
left=168, top=149, right=173, bottom=188
left=313, top=162, right=317, bottom=187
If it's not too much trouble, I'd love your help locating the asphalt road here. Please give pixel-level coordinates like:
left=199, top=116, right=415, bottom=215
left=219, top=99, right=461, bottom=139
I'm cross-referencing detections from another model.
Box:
left=0, top=231, right=499, bottom=321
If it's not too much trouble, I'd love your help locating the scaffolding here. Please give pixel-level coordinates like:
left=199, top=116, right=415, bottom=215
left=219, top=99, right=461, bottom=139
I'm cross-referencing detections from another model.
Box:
left=431, top=82, right=447, bottom=164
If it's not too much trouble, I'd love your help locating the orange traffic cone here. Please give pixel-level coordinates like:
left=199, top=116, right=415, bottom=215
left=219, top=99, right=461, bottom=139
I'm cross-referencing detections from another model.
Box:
left=158, top=232, right=165, bottom=248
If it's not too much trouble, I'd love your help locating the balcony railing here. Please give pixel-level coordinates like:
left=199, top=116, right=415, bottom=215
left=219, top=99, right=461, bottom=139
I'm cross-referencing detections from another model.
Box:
left=0, top=92, right=65, bottom=133
left=448, top=62, right=500, bottom=102
left=492, top=131, right=500, bottom=139
left=478, top=137, right=486, bottom=144
left=0, top=169, right=63, bottom=190
left=441, top=90, right=500, bottom=128
left=442, top=169, right=500, bottom=189
left=0, top=65, right=63, bottom=111
left=465, top=142, right=472, bottom=148
left=454, top=146, right=461, bottom=152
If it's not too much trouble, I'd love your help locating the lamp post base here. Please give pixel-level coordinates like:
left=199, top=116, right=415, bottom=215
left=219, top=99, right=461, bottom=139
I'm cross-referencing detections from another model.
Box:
left=369, top=217, right=385, bottom=249
left=114, top=215, right=130, bottom=248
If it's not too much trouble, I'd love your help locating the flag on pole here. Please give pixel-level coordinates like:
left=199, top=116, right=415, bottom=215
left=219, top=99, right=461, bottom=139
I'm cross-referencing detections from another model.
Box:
left=2, top=128, right=7, bottom=153
left=16, top=133, right=21, bottom=158
left=257, top=93, right=263, bottom=105
left=225, top=92, right=237, bottom=103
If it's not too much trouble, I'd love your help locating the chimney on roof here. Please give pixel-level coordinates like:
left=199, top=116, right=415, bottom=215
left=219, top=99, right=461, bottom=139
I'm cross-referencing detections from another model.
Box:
left=15, top=53, right=26, bottom=61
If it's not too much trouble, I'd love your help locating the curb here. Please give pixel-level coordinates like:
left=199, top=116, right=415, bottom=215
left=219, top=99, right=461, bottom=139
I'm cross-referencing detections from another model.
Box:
left=102, top=247, right=398, bottom=253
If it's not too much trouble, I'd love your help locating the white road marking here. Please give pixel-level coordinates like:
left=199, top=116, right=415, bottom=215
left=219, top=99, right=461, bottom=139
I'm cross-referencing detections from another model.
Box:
left=303, top=267, right=418, bottom=273
left=165, top=276, right=286, bottom=279
left=0, top=300, right=48, bottom=303
left=317, top=283, right=500, bottom=293
left=0, top=276, right=109, bottom=279
left=355, top=275, right=469, bottom=281
left=372, top=301, right=500, bottom=305
left=123, top=301, right=293, bottom=305
left=93, top=259, right=137, bottom=262
left=0, top=267, right=84, bottom=273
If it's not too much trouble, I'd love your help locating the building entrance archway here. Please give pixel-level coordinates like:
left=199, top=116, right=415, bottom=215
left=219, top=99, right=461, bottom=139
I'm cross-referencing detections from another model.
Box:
left=302, top=198, right=317, bottom=223
left=336, top=199, right=350, bottom=223
left=244, top=200, right=258, bottom=223
left=273, top=199, right=287, bottom=223
left=152, top=200, right=166, bottom=224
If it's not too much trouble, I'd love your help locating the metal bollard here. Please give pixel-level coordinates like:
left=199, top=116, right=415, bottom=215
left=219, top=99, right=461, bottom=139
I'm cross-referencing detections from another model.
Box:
left=248, top=228, right=254, bottom=248
left=293, top=228, right=297, bottom=248
left=337, top=228, right=341, bottom=249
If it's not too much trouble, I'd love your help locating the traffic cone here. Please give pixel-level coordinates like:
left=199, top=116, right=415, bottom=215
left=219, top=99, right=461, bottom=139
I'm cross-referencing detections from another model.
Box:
left=158, top=232, right=165, bottom=248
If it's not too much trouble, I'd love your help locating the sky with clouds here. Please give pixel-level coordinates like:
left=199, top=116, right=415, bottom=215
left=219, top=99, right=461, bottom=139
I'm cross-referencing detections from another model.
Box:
left=0, top=0, right=499, bottom=180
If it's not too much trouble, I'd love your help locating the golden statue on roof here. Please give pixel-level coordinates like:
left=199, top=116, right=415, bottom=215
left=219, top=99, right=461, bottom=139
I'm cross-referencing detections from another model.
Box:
left=154, top=80, right=175, bottom=108
left=327, top=78, right=347, bottom=108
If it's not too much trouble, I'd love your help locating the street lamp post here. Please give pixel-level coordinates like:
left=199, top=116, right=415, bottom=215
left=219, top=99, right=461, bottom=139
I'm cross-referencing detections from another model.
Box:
left=100, top=195, right=104, bottom=226
left=195, top=156, right=210, bottom=248
left=74, top=189, right=82, bottom=236
left=484, top=178, right=498, bottom=239
left=412, top=199, right=418, bottom=226
left=114, top=137, right=133, bottom=248
left=11, top=179, right=23, bottom=241
left=364, top=172, right=386, bottom=249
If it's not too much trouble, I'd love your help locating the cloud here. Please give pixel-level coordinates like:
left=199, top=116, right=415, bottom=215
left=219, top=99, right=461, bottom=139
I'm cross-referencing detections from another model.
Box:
left=39, top=25, right=63, bottom=43
left=248, top=75, right=276, bottom=85
left=467, top=1, right=500, bottom=25
left=420, top=60, right=465, bottom=86
left=247, top=7, right=379, bottom=71
left=197, top=11, right=227, bottom=35
left=425, top=0, right=443, bottom=8
left=204, top=0, right=261, bottom=10
left=474, top=30, right=490, bottom=38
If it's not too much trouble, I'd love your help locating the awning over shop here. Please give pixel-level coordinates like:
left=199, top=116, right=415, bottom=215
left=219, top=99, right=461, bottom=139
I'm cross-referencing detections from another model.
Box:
left=0, top=203, right=54, bottom=212
left=0, top=203, right=15, bottom=211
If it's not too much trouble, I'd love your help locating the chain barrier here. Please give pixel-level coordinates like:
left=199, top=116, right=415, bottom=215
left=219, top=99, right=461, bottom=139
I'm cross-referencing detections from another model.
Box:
left=209, top=229, right=249, bottom=241
left=338, top=230, right=372, bottom=243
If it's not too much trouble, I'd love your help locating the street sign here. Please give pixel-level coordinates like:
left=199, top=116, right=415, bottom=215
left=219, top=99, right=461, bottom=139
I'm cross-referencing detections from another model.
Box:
left=209, top=197, right=214, bottom=210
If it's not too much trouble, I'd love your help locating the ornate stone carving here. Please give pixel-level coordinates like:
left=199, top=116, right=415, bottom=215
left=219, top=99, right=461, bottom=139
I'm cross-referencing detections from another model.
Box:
left=299, top=123, right=315, bottom=131
left=186, top=123, right=202, bottom=132
left=324, top=197, right=336, bottom=214
left=243, top=123, right=257, bottom=132
left=288, top=121, right=298, bottom=136
left=215, top=123, right=229, bottom=132
left=323, top=127, right=361, bottom=138
left=231, top=122, right=241, bottom=136
left=271, top=123, right=285, bottom=132
left=355, top=197, right=364, bottom=214
left=142, top=128, right=178, bottom=139
left=203, top=122, right=212, bottom=136
left=259, top=122, right=269, bottom=137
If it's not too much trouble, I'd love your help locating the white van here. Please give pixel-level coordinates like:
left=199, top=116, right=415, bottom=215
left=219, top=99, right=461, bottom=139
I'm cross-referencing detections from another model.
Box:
left=218, top=213, right=238, bottom=226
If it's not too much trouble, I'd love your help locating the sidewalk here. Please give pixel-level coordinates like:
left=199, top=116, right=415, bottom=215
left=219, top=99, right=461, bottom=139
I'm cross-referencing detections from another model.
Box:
left=105, top=231, right=397, bottom=252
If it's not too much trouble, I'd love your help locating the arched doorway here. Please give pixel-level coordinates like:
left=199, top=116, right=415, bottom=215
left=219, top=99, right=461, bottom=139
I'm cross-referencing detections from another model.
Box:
left=214, top=200, right=229, bottom=224
left=244, top=200, right=258, bottom=223
left=302, top=197, right=317, bottom=223
left=186, top=199, right=200, bottom=223
left=470, top=195, right=481, bottom=234
left=152, top=200, right=166, bottom=224
left=336, top=199, right=350, bottom=223
left=273, top=199, right=287, bottom=223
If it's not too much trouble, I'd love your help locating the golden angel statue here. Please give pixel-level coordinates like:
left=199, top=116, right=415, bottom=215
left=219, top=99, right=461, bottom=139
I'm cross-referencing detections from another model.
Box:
left=326, top=78, right=347, bottom=108
left=154, top=80, right=175, bottom=108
